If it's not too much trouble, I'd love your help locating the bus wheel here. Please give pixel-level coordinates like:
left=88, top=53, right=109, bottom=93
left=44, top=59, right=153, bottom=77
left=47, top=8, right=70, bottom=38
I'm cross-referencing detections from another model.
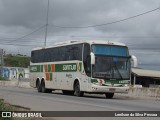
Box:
left=37, top=80, right=42, bottom=92
left=41, top=80, right=46, bottom=93
left=74, top=82, right=84, bottom=97
left=105, top=93, right=114, bottom=99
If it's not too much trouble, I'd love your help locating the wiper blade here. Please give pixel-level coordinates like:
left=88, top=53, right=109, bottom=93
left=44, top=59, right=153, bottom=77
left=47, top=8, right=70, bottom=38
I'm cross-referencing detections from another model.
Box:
left=114, top=63, right=123, bottom=80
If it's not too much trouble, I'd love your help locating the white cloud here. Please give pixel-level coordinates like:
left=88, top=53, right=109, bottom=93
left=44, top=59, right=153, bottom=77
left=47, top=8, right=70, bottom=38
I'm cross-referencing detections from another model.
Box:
left=0, top=0, right=160, bottom=70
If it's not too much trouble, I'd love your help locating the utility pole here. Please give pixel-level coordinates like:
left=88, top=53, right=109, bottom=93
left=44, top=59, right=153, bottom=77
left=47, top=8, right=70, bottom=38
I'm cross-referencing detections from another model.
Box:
left=44, top=0, right=50, bottom=47
left=0, top=49, right=3, bottom=77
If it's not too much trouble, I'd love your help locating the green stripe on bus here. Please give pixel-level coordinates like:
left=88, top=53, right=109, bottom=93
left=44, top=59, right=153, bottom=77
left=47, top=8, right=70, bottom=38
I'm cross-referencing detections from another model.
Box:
left=30, top=63, right=82, bottom=73
left=49, top=73, right=53, bottom=81
left=48, top=64, right=51, bottom=72
left=41, top=65, right=43, bottom=72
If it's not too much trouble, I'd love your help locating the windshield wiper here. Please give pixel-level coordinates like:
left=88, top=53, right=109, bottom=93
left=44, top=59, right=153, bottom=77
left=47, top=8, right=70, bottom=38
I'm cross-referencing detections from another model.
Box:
left=104, top=65, right=112, bottom=79
left=114, top=63, right=123, bottom=80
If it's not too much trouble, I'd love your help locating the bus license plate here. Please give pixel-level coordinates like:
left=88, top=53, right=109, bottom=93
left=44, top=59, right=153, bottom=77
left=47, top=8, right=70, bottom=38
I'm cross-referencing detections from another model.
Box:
left=109, top=88, right=115, bottom=92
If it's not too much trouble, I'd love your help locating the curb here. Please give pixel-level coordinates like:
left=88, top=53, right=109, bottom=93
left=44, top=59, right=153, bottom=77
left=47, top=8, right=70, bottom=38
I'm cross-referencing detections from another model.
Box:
left=0, top=80, right=31, bottom=88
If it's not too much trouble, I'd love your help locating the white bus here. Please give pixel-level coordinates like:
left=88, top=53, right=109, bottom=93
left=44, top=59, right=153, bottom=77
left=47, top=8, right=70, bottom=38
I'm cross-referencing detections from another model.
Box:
left=30, top=40, right=131, bottom=98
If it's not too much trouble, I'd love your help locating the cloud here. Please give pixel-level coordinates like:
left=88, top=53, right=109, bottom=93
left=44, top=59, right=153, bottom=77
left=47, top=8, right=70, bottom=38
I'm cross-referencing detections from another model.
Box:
left=0, top=0, right=160, bottom=70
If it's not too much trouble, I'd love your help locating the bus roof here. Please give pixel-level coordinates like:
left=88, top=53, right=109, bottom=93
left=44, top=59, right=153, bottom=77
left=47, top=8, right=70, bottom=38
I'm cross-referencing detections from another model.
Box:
left=32, top=40, right=127, bottom=51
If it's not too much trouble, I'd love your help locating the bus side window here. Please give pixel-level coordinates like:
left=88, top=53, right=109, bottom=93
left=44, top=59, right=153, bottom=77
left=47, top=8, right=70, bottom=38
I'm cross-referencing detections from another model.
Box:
left=31, top=51, right=35, bottom=63
left=66, top=44, right=82, bottom=61
left=52, top=48, right=58, bottom=62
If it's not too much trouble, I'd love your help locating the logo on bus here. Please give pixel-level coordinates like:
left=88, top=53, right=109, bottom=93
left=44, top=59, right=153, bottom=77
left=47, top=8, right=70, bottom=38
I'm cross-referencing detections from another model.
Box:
left=63, top=65, right=77, bottom=71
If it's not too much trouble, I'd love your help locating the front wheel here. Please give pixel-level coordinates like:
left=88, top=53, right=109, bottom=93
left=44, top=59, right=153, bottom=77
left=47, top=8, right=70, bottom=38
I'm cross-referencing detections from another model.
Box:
left=105, top=93, right=114, bottom=99
left=74, top=82, right=84, bottom=97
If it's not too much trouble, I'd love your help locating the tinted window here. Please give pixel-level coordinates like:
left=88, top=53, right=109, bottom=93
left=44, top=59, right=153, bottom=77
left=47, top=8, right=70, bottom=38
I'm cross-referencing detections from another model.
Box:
left=92, top=45, right=128, bottom=57
left=31, top=44, right=83, bottom=63
left=66, top=44, right=82, bottom=61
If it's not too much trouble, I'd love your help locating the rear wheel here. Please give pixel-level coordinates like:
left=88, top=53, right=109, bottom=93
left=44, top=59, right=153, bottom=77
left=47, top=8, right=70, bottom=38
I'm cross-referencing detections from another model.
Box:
left=37, top=80, right=42, bottom=92
left=41, top=80, right=52, bottom=93
left=74, top=82, right=84, bottom=97
left=105, top=93, right=114, bottom=99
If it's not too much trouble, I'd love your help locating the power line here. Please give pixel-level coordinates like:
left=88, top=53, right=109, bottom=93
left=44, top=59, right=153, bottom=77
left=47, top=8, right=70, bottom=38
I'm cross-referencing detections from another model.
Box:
left=0, top=6, right=159, bottom=46
left=1, top=6, right=160, bottom=43
left=0, top=42, right=41, bottom=46
left=0, top=40, right=54, bottom=44
left=0, top=37, right=42, bottom=42
left=52, top=7, right=160, bottom=28
left=1, top=40, right=160, bottom=48
left=4, top=25, right=46, bottom=44
left=1, top=35, right=160, bottom=43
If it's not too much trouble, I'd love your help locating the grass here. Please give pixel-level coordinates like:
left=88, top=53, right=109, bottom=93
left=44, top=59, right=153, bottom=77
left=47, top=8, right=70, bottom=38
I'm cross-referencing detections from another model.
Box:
left=0, top=99, right=13, bottom=120
left=0, top=76, right=9, bottom=81
left=0, top=99, right=40, bottom=120
left=4, top=54, right=30, bottom=68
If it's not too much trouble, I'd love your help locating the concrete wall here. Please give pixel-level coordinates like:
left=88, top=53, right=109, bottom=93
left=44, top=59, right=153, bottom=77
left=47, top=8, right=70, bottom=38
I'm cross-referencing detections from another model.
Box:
left=129, top=87, right=160, bottom=98
left=0, top=80, right=31, bottom=88
left=116, top=87, right=160, bottom=100
left=0, top=67, right=29, bottom=80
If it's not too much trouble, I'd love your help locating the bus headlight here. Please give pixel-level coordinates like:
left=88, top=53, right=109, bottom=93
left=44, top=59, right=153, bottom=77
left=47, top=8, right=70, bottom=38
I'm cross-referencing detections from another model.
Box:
left=123, top=84, right=128, bottom=87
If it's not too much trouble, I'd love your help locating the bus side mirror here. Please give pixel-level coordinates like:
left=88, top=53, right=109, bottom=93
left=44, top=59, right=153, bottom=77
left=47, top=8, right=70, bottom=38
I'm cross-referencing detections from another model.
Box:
left=128, top=55, right=131, bottom=59
left=90, top=52, right=95, bottom=65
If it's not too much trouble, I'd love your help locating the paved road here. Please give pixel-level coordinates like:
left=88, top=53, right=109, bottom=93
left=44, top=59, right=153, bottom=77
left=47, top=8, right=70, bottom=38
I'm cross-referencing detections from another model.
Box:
left=0, top=86, right=160, bottom=120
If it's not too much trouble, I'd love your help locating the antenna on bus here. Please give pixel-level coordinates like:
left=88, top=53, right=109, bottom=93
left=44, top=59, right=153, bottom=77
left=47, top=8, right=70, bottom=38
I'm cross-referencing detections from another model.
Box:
left=44, top=0, right=50, bottom=48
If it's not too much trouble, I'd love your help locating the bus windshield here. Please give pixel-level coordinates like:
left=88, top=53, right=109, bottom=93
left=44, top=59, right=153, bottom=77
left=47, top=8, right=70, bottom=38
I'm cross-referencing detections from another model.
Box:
left=92, top=45, right=130, bottom=80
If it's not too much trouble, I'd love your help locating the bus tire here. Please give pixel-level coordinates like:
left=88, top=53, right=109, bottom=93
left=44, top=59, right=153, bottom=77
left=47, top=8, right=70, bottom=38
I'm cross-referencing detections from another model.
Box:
left=105, top=93, right=114, bottom=99
left=41, top=80, right=52, bottom=93
left=41, top=80, right=47, bottom=93
left=74, top=82, right=84, bottom=97
left=37, top=80, right=42, bottom=92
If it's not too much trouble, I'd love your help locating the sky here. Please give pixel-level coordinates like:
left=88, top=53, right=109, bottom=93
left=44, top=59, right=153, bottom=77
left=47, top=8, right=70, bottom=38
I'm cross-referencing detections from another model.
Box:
left=0, top=0, right=160, bottom=70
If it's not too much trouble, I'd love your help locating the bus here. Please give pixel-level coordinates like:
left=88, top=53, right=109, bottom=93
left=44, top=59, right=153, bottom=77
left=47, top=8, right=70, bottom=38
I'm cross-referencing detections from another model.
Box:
left=30, top=40, right=131, bottom=98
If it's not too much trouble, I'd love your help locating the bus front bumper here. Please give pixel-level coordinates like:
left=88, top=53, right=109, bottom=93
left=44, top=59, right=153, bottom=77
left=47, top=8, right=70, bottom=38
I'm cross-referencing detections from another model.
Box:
left=90, top=84, right=129, bottom=93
